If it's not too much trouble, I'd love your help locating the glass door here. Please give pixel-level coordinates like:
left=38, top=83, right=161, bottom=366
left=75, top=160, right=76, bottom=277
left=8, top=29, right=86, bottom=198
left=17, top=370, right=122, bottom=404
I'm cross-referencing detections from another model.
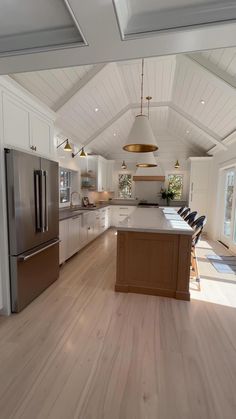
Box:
left=220, top=168, right=236, bottom=248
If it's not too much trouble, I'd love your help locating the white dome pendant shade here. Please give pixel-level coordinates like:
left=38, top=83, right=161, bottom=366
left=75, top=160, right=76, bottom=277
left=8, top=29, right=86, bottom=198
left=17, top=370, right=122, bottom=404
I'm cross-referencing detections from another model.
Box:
left=123, top=114, right=158, bottom=153
left=123, top=59, right=158, bottom=153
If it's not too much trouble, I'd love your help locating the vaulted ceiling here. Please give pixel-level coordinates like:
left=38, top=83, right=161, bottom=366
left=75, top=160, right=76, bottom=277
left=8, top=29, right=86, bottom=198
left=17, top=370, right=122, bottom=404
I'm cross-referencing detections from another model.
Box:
left=10, top=47, right=236, bottom=164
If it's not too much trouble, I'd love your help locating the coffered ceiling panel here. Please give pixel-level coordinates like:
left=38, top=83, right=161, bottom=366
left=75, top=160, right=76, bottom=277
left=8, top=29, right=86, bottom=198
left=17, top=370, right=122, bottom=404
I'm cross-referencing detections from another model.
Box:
left=114, top=0, right=236, bottom=39
left=0, top=0, right=85, bottom=55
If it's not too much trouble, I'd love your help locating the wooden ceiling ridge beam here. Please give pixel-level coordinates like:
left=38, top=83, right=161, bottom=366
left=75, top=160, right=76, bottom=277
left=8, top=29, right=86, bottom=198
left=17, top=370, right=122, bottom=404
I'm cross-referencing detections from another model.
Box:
left=54, top=63, right=107, bottom=112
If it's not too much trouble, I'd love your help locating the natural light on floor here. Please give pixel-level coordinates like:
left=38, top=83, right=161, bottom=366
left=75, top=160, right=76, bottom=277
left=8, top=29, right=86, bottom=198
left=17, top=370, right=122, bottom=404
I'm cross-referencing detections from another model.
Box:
left=191, top=238, right=236, bottom=308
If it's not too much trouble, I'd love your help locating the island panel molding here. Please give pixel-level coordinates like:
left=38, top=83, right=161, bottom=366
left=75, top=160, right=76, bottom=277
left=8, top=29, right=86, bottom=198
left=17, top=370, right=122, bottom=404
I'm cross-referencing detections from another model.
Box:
left=115, top=230, right=191, bottom=301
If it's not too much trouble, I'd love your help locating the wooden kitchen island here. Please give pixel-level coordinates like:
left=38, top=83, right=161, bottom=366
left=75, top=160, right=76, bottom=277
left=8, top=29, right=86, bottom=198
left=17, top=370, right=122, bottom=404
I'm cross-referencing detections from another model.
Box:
left=115, top=208, right=193, bottom=301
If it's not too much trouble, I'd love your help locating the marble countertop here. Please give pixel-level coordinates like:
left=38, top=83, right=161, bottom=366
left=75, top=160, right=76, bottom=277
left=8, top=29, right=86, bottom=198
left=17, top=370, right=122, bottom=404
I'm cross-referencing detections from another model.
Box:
left=117, top=208, right=193, bottom=235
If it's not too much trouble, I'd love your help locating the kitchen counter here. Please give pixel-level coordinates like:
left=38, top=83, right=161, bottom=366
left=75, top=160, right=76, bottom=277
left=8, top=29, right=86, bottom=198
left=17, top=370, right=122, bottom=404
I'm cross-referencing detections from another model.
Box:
left=59, top=203, right=110, bottom=221
left=115, top=207, right=192, bottom=301
left=117, top=207, right=193, bottom=235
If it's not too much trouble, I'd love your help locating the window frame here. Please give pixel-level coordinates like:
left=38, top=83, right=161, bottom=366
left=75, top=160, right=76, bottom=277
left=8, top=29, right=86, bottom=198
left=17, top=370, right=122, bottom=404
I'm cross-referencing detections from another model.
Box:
left=118, top=172, right=133, bottom=199
left=59, top=167, right=72, bottom=206
left=167, top=173, right=184, bottom=201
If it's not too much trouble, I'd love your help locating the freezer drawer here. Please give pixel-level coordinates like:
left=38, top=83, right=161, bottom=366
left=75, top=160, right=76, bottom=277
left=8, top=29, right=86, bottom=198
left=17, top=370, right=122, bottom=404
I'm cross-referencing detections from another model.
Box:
left=9, top=239, right=59, bottom=313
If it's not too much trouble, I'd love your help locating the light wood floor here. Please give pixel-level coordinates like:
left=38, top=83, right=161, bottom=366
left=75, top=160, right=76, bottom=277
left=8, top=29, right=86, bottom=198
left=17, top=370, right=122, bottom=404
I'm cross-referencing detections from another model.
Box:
left=0, top=229, right=236, bottom=419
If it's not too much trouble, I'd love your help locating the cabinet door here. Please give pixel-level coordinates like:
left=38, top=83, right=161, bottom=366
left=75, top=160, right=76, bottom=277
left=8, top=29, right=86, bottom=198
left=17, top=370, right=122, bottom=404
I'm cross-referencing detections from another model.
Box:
left=3, top=94, right=30, bottom=150
left=106, top=161, right=114, bottom=191
left=59, top=219, right=69, bottom=264
left=69, top=216, right=80, bottom=256
left=30, top=113, right=52, bottom=156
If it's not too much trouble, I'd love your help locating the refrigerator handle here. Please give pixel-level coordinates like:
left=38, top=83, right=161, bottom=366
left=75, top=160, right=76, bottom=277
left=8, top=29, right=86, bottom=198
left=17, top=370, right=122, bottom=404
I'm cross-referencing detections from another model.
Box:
left=44, top=170, right=48, bottom=232
left=34, top=170, right=42, bottom=232
left=40, top=169, right=45, bottom=232
left=18, top=239, right=60, bottom=261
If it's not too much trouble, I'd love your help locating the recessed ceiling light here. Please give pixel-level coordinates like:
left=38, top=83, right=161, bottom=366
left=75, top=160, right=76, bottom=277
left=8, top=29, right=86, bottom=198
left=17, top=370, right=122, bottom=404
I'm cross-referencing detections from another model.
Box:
left=186, top=130, right=190, bottom=134
left=113, top=132, right=116, bottom=136
left=200, top=100, right=205, bottom=105
left=94, top=107, right=99, bottom=112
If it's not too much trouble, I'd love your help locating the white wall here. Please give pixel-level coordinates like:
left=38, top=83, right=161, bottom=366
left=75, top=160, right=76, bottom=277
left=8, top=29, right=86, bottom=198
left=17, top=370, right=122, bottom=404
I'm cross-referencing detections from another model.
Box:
left=112, top=159, right=190, bottom=203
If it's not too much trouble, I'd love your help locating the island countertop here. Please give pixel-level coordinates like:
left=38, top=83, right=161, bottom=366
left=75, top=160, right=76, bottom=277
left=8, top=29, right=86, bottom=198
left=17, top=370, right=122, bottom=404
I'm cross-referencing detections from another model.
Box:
left=117, top=207, right=193, bottom=235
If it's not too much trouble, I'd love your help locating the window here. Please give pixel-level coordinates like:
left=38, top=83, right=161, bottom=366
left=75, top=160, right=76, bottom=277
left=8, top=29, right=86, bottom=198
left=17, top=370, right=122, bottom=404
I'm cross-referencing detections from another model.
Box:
left=59, top=168, right=72, bottom=204
left=168, top=174, right=183, bottom=200
left=118, top=174, right=132, bottom=198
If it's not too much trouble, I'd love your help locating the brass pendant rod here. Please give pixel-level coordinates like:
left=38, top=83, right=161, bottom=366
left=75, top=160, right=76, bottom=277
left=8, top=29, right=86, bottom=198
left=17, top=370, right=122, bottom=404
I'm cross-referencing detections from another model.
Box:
left=140, top=58, right=144, bottom=115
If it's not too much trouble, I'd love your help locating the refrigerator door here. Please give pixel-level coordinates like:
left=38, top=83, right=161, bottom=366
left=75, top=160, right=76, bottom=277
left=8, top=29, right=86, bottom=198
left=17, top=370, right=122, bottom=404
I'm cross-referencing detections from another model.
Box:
left=5, top=149, right=59, bottom=255
left=9, top=239, right=59, bottom=312
left=40, top=157, right=59, bottom=242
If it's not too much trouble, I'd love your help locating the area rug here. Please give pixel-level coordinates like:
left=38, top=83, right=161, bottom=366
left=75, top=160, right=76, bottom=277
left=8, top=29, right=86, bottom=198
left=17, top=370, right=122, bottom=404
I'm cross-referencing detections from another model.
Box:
left=207, top=255, right=236, bottom=274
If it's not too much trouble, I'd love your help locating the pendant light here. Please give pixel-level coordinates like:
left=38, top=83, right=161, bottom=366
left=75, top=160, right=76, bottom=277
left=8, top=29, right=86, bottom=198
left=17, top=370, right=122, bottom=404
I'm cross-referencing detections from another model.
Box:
left=57, top=138, right=72, bottom=152
left=175, top=160, right=180, bottom=169
left=123, top=59, right=158, bottom=153
left=121, top=160, right=127, bottom=169
left=136, top=97, right=157, bottom=168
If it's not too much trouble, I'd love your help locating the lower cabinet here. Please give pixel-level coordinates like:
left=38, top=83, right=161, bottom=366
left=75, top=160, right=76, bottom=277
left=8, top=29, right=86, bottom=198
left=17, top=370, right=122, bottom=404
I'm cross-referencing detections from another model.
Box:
left=59, top=207, right=112, bottom=264
left=59, top=205, right=137, bottom=264
left=111, top=206, right=136, bottom=227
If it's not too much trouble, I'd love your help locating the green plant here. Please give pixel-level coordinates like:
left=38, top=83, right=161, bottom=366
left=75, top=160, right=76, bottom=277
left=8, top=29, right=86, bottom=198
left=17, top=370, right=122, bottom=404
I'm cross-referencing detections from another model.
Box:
left=161, top=187, right=175, bottom=205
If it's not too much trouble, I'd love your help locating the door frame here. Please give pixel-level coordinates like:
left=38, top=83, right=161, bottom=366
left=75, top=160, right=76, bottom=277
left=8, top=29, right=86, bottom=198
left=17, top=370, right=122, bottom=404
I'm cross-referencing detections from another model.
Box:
left=219, top=164, right=236, bottom=252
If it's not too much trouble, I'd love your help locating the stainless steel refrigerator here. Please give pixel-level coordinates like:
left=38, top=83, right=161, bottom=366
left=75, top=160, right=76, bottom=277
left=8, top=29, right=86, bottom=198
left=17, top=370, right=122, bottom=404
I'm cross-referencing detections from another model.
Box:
left=5, top=148, right=59, bottom=312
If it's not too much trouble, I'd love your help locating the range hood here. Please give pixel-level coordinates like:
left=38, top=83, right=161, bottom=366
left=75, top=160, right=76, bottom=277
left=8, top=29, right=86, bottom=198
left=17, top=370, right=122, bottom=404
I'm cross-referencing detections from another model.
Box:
left=133, top=154, right=165, bottom=181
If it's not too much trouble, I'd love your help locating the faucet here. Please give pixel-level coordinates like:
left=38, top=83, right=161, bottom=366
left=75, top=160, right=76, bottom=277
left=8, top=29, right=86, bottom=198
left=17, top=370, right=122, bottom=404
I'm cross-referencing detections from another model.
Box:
left=70, top=191, right=80, bottom=208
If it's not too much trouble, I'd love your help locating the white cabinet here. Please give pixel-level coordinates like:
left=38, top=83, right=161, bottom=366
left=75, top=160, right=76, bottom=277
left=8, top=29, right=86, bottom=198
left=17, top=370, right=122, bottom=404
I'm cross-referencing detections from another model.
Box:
left=68, top=215, right=81, bottom=257
left=30, top=113, right=52, bottom=156
left=111, top=205, right=136, bottom=227
left=79, top=156, right=114, bottom=192
left=189, top=157, right=212, bottom=219
left=97, top=156, right=107, bottom=192
left=1, top=88, right=55, bottom=159
left=59, top=219, right=70, bottom=264
left=3, top=94, right=30, bottom=150
left=106, top=160, right=115, bottom=191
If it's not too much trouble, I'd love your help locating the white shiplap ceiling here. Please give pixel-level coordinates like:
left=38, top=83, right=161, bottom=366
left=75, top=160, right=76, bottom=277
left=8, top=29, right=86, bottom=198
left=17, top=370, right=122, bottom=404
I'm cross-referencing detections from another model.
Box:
left=9, top=47, right=236, bottom=161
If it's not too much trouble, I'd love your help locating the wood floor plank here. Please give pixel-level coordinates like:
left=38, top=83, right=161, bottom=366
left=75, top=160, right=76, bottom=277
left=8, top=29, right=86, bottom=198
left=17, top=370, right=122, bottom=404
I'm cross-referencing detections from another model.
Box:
left=0, top=230, right=236, bottom=419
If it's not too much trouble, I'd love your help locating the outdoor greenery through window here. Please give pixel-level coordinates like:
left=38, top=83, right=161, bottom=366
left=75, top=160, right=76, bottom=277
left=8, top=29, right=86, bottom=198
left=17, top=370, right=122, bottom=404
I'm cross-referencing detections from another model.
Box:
left=168, top=174, right=183, bottom=200
left=118, top=174, right=132, bottom=198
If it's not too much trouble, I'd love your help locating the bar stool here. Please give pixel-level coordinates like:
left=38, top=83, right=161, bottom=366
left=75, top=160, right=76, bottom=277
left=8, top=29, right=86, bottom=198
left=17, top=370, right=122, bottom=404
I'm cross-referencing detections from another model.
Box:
left=191, top=216, right=207, bottom=285
left=181, top=207, right=190, bottom=218
left=177, top=206, right=186, bottom=215
left=184, top=211, right=197, bottom=225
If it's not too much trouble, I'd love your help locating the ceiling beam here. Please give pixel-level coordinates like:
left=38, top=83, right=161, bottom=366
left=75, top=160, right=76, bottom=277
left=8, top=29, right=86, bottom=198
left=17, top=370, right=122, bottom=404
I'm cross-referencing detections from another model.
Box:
left=169, top=103, right=227, bottom=150
left=1, top=1, right=236, bottom=74
left=189, top=53, right=236, bottom=89
left=179, top=54, right=236, bottom=97
left=54, top=63, right=107, bottom=112
left=84, top=101, right=226, bottom=152
left=208, top=129, right=236, bottom=154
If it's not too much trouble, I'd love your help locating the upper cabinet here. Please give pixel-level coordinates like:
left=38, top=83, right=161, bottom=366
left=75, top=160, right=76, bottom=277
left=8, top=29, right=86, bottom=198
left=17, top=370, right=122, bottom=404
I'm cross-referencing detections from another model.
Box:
left=30, top=113, right=52, bottom=156
left=0, top=76, right=56, bottom=159
left=79, top=155, right=114, bottom=192
left=2, top=94, right=30, bottom=150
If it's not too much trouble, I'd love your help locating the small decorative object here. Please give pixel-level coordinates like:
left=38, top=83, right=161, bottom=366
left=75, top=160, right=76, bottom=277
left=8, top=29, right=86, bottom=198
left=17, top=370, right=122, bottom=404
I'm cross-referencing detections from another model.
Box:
left=161, top=187, right=175, bottom=206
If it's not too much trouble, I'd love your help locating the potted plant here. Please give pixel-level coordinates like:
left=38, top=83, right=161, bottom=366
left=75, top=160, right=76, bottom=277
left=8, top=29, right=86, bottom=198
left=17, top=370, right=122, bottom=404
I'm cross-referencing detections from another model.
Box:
left=161, top=187, right=175, bottom=206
